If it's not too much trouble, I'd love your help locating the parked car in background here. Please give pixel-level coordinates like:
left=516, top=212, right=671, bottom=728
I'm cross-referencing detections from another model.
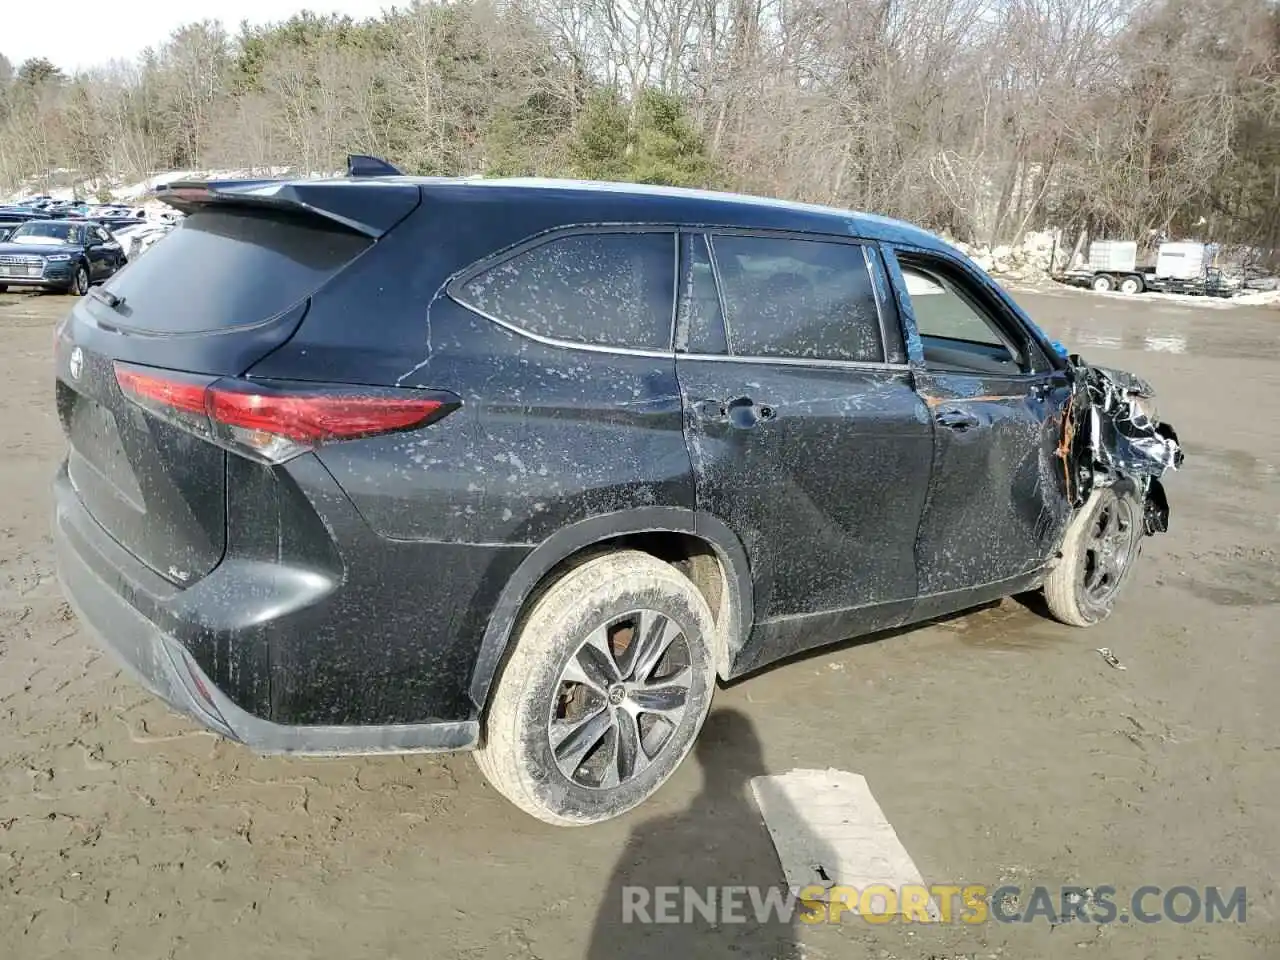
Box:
left=0, top=205, right=52, bottom=226
left=53, top=172, right=1182, bottom=826
left=109, top=221, right=174, bottom=260
left=56, top=204, right=148, bottom=231
left=94, top=215, right=147, bottom=231
left=0, top=219, right=127, bottom=294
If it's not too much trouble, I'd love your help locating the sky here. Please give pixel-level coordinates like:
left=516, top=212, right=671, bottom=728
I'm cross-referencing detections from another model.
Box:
left=3, top=0, right=392, bottom=74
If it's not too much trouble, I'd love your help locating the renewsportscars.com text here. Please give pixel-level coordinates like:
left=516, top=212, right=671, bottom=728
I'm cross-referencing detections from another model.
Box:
left=621, top=884, right=1247, bottom=925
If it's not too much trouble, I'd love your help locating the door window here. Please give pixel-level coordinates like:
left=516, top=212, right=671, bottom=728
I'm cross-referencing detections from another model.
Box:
left=897, top=262, right=1025, bottom=375
left=455, top=231, right=676, bottom=351
left=710, top=235, right=884, bottom=363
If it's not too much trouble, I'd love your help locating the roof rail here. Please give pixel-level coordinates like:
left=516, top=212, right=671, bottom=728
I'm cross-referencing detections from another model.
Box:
left=347, top=154, right=403, bottom=178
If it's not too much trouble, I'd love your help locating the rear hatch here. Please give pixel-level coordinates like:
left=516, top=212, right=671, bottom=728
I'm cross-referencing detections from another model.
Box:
left=55, top=180, right=420, bottom=584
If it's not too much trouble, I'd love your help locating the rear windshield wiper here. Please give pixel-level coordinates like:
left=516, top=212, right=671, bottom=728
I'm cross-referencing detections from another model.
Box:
left=87, top=287, right=125, bottom=310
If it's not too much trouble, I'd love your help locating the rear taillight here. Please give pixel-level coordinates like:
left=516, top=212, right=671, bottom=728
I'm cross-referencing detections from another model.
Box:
left=115, top=363, right=457, bottom=464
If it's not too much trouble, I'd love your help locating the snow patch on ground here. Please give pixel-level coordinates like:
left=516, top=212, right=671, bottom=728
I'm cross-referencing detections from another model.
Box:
left=1229, top=288, right=1280, bottom=307
left=1014, top=282, right=1280, bottom=308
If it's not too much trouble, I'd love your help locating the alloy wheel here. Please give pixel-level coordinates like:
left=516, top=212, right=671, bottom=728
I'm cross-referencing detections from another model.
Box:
left=1082, top=493, right=1138, bottom=605
left=549, top=609, right=693, bottom=790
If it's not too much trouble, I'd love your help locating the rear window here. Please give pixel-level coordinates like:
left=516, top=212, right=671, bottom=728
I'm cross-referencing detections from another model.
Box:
left=99, top=209, right=371, bottom=334
left=454, top=231, right=676, bottom=351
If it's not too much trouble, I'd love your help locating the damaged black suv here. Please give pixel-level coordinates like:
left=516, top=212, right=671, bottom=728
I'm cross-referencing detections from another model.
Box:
left=53, top=170, right=1182, bottom=825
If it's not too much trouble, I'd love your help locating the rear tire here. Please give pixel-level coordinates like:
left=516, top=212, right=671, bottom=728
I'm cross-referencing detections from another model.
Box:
left=1091, top=274, right=1115, bottom=293
left=1118, top=275, right=1143, bottom=295
left=475, top=550, right=717, bottom=826
left=1043, top=488, right=1143, bottom=627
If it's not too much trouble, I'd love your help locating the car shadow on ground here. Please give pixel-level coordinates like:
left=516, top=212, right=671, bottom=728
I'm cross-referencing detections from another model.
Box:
left=586, top=708, right=826, bottom=959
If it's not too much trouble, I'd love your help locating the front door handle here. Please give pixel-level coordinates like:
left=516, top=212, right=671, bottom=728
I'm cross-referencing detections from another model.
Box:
left=725, top=396, right=777, bottom=429
left=694, top=396, right=777, bottom=428
left=694, top=398, right=727, bottom=423
left=935, top=407, right=981, bottom=431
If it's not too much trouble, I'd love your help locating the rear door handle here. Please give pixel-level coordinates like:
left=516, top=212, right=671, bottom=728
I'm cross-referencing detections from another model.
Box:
left=935, top=407, right=981, bottom=431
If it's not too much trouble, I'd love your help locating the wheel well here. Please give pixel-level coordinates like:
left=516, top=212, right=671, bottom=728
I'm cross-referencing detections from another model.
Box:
left=519, top=532, right=736, bottom=679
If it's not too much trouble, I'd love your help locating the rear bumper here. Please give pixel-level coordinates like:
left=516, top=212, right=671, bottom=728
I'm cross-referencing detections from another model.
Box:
left=54, top=466, right=479, bottom=755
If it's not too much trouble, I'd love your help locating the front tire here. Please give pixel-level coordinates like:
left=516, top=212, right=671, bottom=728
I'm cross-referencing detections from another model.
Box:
left=1043, top=488, right=1143, bottom=626
left=475, top=550, right=717, bottom=826
left=1091, top=274, right=1115, bottom=293
left=67, top=265, right=89, bottom=296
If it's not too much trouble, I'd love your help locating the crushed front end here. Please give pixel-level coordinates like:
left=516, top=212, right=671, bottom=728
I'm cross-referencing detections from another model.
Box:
left=1059, top=357, right=1184, bottom=535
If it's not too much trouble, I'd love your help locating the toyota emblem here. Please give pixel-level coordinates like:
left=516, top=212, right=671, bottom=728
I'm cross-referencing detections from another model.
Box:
left=69, top=346, right=84, bottom=381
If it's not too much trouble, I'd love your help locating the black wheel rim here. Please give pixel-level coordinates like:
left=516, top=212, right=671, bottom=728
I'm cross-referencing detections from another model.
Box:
left=1082, top=493, right=1138, bottom=605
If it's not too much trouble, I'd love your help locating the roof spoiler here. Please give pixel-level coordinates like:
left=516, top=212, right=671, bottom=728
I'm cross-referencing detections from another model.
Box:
left=154, top=178, right=420, bottom=238
left=348, top=154, right=403, bottom=177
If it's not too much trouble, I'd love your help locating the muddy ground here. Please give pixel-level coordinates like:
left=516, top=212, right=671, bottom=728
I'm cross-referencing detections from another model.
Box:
left=1, top=286, right=1277, bottom=959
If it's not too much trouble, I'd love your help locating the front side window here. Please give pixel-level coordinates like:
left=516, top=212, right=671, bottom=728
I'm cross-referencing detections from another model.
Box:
left=710, top=234, right=883, bottom=363
left=898, top=261, right=1026, bottom=374
left=455, top=232, right=676, bottom=351
left=901, top=267, right=1006, bottom=348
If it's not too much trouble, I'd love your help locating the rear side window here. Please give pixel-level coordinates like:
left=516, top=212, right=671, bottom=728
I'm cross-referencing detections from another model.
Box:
left=455, top=232, right=676, bottom=351
left=99, top=209, right=371, bottom=334
left=710, top=235, right=883, bottom=362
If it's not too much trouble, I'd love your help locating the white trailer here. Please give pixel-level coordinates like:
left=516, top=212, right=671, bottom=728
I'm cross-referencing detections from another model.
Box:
left=1056, top=240, right=1234, bottom=297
